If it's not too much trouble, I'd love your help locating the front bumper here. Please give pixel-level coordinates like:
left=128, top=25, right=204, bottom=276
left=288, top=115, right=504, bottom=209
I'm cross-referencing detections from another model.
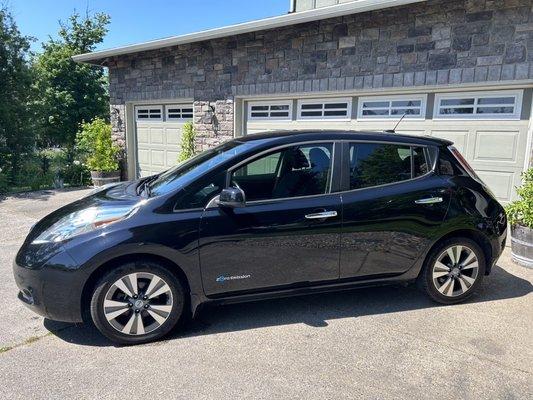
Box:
left=13, top=250, right=85, bottom=323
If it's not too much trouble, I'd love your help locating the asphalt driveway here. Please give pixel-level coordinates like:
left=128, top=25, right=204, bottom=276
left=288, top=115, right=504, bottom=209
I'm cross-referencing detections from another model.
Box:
left=0, top=189, right=532, bottom=399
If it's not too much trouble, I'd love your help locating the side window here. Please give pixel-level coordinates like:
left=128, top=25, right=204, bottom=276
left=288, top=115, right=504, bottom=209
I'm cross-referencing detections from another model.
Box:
left=349, top=143, right=428, bottom=190
left=412, top=147, right=428, bottom=177
left=174, top=171, right=226, bottom=210
left=231, top=143, right=334, bottom=202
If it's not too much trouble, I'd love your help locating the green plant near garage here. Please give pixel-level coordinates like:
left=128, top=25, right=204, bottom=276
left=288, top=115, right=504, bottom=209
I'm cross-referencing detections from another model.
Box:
left=76, top=118, right=120, bottom=186
left=506, top=168, right=533, bottom=268
left=178, top=122, right=196, bottom=163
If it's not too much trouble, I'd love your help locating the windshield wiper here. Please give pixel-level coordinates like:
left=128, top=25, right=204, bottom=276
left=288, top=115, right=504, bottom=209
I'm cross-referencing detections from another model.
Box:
left=136, top=175, right=158, bottom=196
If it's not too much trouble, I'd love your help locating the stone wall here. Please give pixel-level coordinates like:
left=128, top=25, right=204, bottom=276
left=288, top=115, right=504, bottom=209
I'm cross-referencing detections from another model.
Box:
left=105, top=0, right=533, bottom=174
left=193, top=100, right=235, bottom=153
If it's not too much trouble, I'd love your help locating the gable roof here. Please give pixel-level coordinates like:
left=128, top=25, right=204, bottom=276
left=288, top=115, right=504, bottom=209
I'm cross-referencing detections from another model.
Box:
left=73, top=0, right=426, bottom=65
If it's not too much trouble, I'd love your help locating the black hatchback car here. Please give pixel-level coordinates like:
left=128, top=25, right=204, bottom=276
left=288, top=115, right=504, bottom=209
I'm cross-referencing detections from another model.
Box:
left=14, top=131, right=507, bottom=344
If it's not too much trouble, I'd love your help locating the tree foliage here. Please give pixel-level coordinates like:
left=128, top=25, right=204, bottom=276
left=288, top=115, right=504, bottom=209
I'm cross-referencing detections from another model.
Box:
left=178, top=122, right=197, bottom=163
left=0, top=7, right=35, bottom=185
left=32, top=12, right=110, bottom=148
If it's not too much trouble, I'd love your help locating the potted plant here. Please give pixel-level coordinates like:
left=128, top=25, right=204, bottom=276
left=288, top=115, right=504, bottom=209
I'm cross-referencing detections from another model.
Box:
left=76, top=118, right=120, bottom=187
left=506, top=168, right=533, bottom=268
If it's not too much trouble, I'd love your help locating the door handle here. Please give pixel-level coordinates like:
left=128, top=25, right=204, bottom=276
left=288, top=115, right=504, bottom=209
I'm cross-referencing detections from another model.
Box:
left=305, top=211, right=338, bottom=220
left=415, top=197, right=444, bottom=205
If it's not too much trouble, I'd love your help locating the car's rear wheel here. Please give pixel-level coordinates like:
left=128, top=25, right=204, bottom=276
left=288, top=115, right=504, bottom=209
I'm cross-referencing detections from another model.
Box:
left=419, top=237, right=486, bottom=304
left=90, top=261, right=186, bottom=345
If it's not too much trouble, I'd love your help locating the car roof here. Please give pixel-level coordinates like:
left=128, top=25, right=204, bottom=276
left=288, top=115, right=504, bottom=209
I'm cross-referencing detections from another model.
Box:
left=235, top=130, right=453, bottom=147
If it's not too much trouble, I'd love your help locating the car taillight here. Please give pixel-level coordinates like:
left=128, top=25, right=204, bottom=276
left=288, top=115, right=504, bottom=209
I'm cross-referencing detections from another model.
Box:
left=448, top=145, right=483, bottom=182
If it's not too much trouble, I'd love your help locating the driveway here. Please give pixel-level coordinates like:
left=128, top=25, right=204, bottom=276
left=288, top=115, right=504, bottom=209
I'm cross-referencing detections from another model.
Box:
left=0, top=189, right=532, bottom=400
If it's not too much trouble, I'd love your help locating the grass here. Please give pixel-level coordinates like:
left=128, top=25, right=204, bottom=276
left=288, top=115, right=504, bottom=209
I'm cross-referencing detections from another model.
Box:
left=0, top=333, right=52, bottom=355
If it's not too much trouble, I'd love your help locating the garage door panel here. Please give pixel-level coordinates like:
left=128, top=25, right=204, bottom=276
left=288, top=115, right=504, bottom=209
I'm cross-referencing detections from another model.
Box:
left=476, top=170, right=514, bottom=202
left=137, top=149, right=150, bottom=164
left=137, top=128, right=150, bottom=145
left=149, top=128, right=164, bottom=144
left=150, top=150, right=166, bottom=166
left=166, top=127, right=182, bottom=145
left=431, top=130, right=469, bottom=154
left=474, top=131, right=519, bottom=162
left=166, top=151, right=179, bottom=165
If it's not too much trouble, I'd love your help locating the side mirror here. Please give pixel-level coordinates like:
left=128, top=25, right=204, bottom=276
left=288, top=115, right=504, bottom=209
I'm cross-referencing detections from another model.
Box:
left=218, top=187, right=246, bottom=208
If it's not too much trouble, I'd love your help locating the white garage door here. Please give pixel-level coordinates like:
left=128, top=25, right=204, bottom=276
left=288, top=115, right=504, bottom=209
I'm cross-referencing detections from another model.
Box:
left=135, top=104, right=192, bottom=177
left=244, top=89, right=531, bottom=203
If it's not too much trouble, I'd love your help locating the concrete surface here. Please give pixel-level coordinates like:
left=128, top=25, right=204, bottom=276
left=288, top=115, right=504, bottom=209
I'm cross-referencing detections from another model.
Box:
left=0, top=189, right=532, bottom=400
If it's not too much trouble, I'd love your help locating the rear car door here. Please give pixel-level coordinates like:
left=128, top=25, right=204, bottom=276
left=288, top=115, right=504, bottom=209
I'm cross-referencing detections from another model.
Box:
left=199, top=141, right=343, bottom=296
left=340, top=141, right=451, bottom=279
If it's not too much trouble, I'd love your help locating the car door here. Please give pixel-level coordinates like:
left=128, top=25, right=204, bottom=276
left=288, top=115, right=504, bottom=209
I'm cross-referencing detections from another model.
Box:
left=199, top=141, right=343, bottom=296
left=340, top=141, right=451, bottom=279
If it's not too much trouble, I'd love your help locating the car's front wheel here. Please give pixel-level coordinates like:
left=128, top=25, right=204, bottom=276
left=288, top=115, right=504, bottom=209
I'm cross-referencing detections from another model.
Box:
left=90, top=260, right=186, bottom=345
left=419, top=237, right=486, bottom=304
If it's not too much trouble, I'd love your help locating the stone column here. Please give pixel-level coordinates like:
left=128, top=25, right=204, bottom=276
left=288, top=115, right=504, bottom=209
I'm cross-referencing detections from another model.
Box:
left=110, top=104, right=128, bottom=180
left=193, top=99, right=235, bottom=153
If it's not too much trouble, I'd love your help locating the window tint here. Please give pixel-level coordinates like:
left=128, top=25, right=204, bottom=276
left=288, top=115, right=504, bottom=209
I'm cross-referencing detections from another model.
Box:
left=174, top=171, right=226, bottom=210
left=412, top=147, right=428, bottom=177
left=349, top=143, right=427, bottom=190
left=231, top=143, right=333, bottom=202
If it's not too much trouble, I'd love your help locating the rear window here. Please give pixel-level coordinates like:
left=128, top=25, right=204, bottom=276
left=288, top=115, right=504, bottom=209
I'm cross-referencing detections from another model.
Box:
left=349, top=143, right=428, bottom=190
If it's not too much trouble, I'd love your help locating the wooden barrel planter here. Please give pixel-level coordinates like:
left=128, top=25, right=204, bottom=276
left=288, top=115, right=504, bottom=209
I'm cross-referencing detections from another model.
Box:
left=90, top=171, right=121, bottom=187
left=510, top=225, right=533, bottom=268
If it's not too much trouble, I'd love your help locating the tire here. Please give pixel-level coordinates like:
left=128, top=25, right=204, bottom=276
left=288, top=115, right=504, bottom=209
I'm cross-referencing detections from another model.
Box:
left=418, top=237, right=486, bottom=305
left=90, top=260, right=187, bottom=345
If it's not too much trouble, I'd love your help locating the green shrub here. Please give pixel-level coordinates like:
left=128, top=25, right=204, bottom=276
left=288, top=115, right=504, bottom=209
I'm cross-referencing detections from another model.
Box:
left=14, top=157, right=54, bottom=191
left=178, top=122, right=196, bottom=163
left=0, top=171, right=9, bottom=194
left=76, top=118, right=119, bottom=172
left=506, top=168, right=533, bottom=228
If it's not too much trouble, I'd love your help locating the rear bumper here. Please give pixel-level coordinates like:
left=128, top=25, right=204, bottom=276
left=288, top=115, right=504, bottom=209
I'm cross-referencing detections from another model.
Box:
left=487, top=225, right=507, bottom=275
left=13, top=251, right=85, bottom=323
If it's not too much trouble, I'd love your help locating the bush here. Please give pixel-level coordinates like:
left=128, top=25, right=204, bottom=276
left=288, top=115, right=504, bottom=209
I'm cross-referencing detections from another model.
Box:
left=0, top=171, right=8, bottom=194
left=178, top=122, right=196, bottom=163
left=76, top=118, right=119, bottom=172
left=506, top=168, right=533, bottom=228
left=15, top=156, right=54, bottom=191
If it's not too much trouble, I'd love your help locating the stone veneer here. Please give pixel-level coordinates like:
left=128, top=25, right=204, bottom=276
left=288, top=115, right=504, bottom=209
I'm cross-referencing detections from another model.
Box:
left=102, top=0, right=533, bottom=176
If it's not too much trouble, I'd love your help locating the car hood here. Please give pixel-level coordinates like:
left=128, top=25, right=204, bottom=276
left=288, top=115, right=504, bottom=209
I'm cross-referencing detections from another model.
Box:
left=24, top=181, right=142, bottom=245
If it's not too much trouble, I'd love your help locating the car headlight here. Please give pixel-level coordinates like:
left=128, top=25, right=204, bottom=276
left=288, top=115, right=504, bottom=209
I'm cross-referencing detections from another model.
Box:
left=32, top=205, right=138, bottom=244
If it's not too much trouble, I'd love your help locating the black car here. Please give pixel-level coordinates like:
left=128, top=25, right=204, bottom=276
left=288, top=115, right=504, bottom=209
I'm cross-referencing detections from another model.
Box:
left=14, top=131, right=507, bottom=344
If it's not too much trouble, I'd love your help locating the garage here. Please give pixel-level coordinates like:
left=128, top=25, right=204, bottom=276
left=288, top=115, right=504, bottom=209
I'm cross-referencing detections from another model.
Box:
left=242, top=88, right=532, bottom=203
left=134, top=104, right=193, bottom=177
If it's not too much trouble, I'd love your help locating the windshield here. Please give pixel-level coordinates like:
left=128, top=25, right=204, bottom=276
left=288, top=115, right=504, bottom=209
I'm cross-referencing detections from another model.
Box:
left=148, top=139, right=268, bottom=197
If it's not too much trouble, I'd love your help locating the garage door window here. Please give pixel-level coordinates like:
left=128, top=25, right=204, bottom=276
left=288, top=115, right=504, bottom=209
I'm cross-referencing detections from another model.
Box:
left=435, top=91, right=522, bottom=119
left=349, top=143, right=427, bottom=190
left=358, top=96, right=426, bottom=119
left=136, top=107, right=163, bottom=121
left=166, top=105, right=193, bottom=121
left=297, top=98, right=351, bottom=120
left=248, top=102, right=292, bottom=120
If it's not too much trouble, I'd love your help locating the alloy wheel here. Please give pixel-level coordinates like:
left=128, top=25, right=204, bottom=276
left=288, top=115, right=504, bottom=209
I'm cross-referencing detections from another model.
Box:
left=103, top=272, right=173, bottom=335
left=432, top=245, right=479, bottom=298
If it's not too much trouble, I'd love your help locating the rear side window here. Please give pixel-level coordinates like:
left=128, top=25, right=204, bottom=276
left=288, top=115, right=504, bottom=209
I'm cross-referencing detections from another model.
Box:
left=349, top=143, right=428, bottom=190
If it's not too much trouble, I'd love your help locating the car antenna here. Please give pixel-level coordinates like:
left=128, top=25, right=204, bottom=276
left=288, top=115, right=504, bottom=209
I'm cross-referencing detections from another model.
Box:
left=385, top=111, right=408, bottom=134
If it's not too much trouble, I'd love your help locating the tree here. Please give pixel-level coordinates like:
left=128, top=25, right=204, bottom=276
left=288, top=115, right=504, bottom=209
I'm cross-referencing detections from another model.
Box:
left=32, top=12, right=110, bottom=149
left=0, top=7, right=35, bottom=185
